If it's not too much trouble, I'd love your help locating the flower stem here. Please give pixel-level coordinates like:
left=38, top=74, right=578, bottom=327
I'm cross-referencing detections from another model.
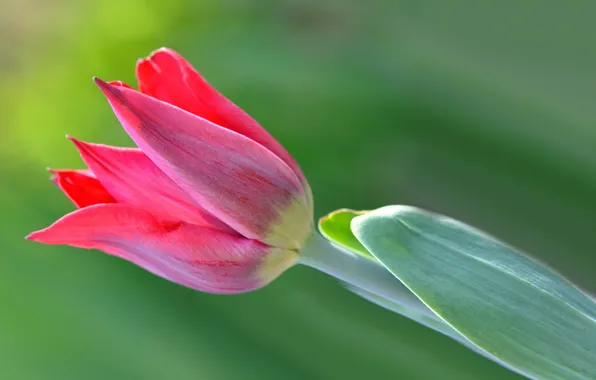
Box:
left=298, top=233, right=478, bottom=347
left=300, top=234, right=434, bottom=314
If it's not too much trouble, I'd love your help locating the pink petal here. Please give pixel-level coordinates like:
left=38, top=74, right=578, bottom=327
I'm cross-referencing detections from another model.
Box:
left=135, top=48, right=310, bottom=190
left=50, top=169, right=116, bottom=208
left=26, top=204, right=297, bottom=294
left=94, top=78, right=312, bottom=249
left=68, top=137, right=234, bottom=233
left=109, top=80, right=134, bottom=89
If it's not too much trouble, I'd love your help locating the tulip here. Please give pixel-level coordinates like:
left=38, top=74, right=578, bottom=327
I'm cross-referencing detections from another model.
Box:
left=27, top=48, right=313, bottom=294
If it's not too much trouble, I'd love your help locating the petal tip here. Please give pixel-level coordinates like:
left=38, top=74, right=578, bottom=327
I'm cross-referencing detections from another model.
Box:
left=66, top=135, right=87, bottom=151
left=93, top=76, right=105, bottom=86
left=67, top=136, right=90, bottom=155
left=25, top=230, right=41, bottom=242
left=148, top=47, right=173, bottom=58
left=66, top=135, right=85, bottom=145
left=93, top=77, right=120, bottom=97
left=46, top=168, right=60, bottom=184
left=93, top=77, right=111, bottom=91
left=66, top=135, right=82, bottom=149
left=26, top=228, right=54, bottom=244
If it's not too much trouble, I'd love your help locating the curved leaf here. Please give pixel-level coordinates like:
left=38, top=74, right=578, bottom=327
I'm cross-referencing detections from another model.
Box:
left=352, top=205, right=596, bottom=380
left=318, top=209, right=373, bottom=260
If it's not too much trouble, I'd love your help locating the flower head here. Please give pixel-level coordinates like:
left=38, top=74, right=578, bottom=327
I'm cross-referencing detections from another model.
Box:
left=27, top=48, right=313, bottom=294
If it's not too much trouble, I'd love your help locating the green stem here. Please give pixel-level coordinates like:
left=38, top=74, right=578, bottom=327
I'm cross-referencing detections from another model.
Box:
left=299, top=233, right=480, bottom=349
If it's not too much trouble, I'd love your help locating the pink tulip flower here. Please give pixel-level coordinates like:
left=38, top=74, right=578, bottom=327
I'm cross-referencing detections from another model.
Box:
left=27, top=48, right=313, bottom=294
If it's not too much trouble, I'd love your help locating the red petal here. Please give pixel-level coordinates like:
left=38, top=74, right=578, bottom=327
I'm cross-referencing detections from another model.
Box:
left=50, top=169, right=116, bottom=208
left=136, top=48, right=309, bottom=189
left=67, top=137, right=234, bottom=233
left=26, top=204, right=297, bottom=294
left=109, top=80, right=134, bottom=89
left=94, top=78, right=311, bottom=249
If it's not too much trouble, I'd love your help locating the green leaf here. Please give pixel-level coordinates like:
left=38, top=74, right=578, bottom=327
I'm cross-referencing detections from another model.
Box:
left=351, top=205, right=596, bottom=380
left=318, top=209, right=374, bottom=260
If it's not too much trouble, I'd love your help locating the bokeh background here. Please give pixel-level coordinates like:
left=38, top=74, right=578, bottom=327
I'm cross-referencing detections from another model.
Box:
left=2, top=1, right=595, bottom=379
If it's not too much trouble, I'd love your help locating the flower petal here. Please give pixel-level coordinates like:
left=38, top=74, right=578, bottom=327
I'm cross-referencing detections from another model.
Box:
left=68, top=137, right=234, bottom=233
left=50, top=169, right=116, bottom=208
left=26, top=204, right=298, bottom=294
left=136, top=48, right=310, bottom=189
left=109, top=80, right=134, bottom=89
left=94, top=78, right=312, bottom=249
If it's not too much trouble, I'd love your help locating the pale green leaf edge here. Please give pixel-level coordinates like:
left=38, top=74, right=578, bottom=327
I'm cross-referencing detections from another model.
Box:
left=318, top=209, right=375, bottom=260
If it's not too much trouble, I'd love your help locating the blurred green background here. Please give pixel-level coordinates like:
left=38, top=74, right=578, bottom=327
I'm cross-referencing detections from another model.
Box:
left=2, top=0, right=596, bottom=379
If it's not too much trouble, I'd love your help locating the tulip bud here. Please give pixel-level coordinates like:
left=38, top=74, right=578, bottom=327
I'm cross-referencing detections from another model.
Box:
left=27, top=48, right=313, bottom=293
